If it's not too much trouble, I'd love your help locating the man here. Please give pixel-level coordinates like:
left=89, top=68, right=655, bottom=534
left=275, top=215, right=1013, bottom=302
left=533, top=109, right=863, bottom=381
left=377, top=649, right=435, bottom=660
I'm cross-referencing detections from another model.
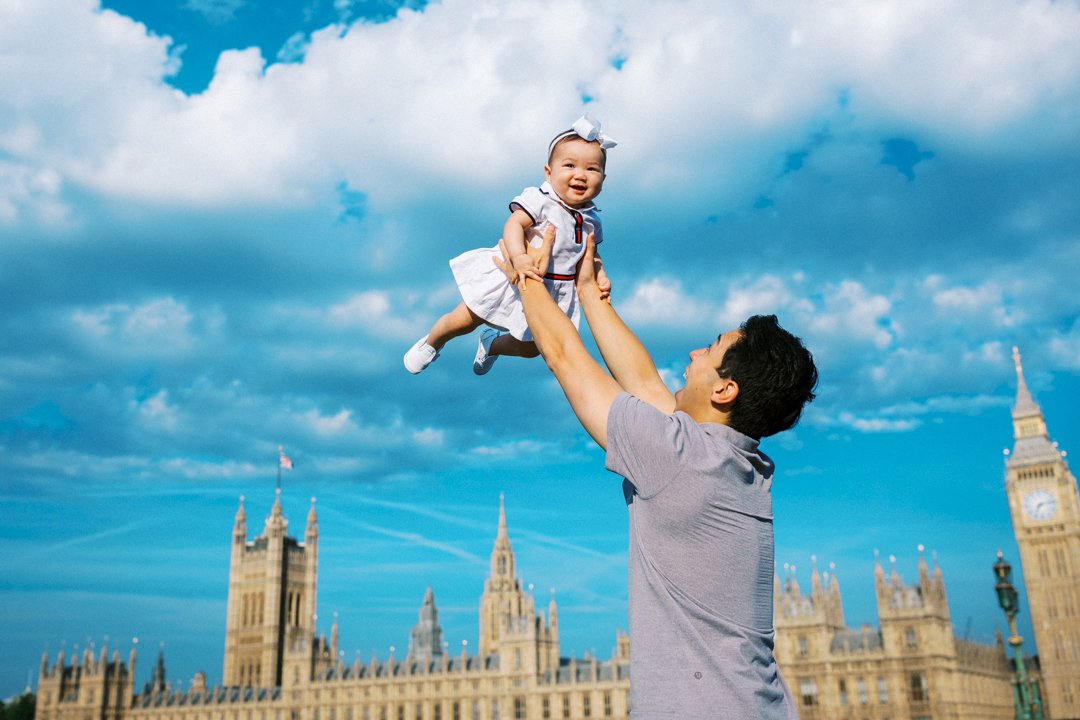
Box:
left=495, top=230, right=817, bottom=718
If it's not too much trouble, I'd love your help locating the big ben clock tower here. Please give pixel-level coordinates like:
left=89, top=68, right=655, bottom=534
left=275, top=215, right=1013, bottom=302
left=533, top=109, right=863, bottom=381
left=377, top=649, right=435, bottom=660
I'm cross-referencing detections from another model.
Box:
left=1005, top=347, right=1080, bottom=718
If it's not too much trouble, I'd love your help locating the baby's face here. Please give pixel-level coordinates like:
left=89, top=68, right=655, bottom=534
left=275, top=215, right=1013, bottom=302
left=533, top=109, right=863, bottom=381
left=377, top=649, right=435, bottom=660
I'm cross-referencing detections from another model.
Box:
left=544, top=138, right=606, bottom=208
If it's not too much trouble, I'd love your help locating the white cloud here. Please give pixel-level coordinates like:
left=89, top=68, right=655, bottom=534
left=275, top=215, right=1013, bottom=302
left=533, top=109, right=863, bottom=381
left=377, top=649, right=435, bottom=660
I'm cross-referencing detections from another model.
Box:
left=302, top=408, right=356, bottom=436
left=1048, top=321, right=1080, bottom=370
left=0, top=160, right=68, bottom=227
left=471, top=439, right=551, bottom=458
left=620, top=278, right=706, bottom=327
left=73, top=298, right=196, bottom=351
left=132, top=389, right=180, bottom=431
left=834, top=411, right=921, bottom=433
left=326, top=289, right=421, bottom=339
left=807, top=280, right=894, bottom=350
left=717, top=275, right=808, bottom=328
left=923, top=276, right=1024, bottom=328
left=184, top=0, right=245, bottom=24
left=328, top=291, right=390, bottom=324
left=3, top=0, right=1079, bottom=217
left=928, top=277, right=999, bottom=312
left=412, top=427, right=445, bottom=446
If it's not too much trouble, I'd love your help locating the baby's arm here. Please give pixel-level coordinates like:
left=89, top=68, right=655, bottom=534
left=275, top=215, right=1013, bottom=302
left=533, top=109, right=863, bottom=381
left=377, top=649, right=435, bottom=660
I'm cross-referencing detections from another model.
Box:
left=503, top=210, right=544, bottom=282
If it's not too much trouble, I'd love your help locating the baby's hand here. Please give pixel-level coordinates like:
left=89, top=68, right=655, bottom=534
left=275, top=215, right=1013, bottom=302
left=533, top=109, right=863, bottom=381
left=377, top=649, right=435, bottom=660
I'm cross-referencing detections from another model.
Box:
left=512, top=252, right=544, bottom=283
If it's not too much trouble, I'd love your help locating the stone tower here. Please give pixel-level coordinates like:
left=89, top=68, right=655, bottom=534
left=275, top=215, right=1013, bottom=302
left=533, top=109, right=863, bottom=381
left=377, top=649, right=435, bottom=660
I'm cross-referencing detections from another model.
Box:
left=36, top=641, right=133, bottom=720
left=407, top=586, right=445, bottom=665
left=1004, top=347, right=1080, bottom=717
left=874, top=547, right=953, bottom=658
left=222, top=491, right=320, bottom=688
left=773, top=557, right=845, bottom=661
left=478, top=495, right=560, bottom=675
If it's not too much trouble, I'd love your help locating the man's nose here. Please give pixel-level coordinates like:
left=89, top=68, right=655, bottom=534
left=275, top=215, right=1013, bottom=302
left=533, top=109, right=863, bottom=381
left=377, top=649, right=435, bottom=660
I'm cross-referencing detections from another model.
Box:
left=689, top=348, right=705, bottom=360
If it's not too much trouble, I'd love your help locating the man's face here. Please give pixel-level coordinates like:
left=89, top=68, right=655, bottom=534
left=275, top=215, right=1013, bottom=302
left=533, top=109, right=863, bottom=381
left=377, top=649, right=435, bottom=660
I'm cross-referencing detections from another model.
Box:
left=544, top=138, right=606, bottom=208
left=676, top=330, right=741, bottom=409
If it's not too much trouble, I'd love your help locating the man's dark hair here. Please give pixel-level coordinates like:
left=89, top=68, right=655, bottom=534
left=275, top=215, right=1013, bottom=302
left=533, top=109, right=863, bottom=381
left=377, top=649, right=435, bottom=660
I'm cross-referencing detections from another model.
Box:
left=717, top=314, right=817, bottom=440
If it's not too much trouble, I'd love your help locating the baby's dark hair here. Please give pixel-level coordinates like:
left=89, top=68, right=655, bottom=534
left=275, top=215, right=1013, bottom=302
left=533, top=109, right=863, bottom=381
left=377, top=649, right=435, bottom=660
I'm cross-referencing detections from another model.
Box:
left=717, top=315, right=817, bottom=439
left=547, top=134, right=607, bottom=168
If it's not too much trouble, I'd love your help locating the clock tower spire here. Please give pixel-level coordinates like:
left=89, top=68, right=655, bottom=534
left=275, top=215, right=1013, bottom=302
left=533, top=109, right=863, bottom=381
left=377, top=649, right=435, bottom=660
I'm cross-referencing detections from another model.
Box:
left=1003, top=347, right=1080, bottom=718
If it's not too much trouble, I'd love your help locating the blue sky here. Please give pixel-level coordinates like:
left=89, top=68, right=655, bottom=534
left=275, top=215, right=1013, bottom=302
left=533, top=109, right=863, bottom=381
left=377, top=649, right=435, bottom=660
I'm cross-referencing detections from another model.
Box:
left=2, top=0, right=1080, bottom=699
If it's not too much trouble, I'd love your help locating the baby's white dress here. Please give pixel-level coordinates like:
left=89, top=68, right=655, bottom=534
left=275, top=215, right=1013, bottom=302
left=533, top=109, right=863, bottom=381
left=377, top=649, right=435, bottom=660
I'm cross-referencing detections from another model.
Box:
left=449, top=181, right=603, bottom=342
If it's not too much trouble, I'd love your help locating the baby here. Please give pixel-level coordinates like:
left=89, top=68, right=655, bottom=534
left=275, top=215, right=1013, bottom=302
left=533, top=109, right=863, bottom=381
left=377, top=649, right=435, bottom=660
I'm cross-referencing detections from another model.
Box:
left=404, top=115, right=614, bottom=375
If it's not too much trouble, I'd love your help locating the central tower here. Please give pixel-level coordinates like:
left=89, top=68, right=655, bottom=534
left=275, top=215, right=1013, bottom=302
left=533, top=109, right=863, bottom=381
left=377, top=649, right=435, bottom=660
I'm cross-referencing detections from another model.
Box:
left=478, top=495, right=560, bottom=675
left=222, top=490, right=320, bottom=688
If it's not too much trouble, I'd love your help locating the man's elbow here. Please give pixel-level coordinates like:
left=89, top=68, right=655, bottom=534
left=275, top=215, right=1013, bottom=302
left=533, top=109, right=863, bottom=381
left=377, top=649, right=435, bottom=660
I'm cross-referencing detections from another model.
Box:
left=538, top=338, right=570, bottom=375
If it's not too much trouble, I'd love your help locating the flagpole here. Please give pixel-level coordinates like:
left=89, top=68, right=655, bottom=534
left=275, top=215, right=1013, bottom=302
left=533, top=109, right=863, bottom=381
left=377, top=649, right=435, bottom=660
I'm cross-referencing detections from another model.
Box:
left=276, top=445, right=292, bottom=491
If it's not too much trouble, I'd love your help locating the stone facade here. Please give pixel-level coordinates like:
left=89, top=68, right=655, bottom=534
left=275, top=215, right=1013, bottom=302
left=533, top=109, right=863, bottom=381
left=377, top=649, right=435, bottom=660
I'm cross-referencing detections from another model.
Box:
left=774, top=552, right=1015, bottom=719
left=37, top=495, right=631, bottom=720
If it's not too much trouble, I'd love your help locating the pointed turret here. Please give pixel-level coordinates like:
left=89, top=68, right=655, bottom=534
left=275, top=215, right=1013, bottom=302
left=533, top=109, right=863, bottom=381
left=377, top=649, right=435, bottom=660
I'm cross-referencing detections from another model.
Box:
left=917, top=544, right=930, bottom=586
left=306, top=497, right=318, bottom=541
left=493, top=495, right=514, bottom=578
left=548, top=589, right=559, bottom=639
left=267, top=488, right=286, bottom=531
left=1012, top=346, right=1041, bottom=419
left=151, top=645, right=166, bottom=694
left=330, top=611, right=340, bottom=662
left=1008, top=347, right=1058, bottom=466
left=232, top=496, right=247, bottom=554
left=408, top=586, right=445, bottom=665
left=128, top=639, right=138, bottom=689
left=477, top=496, right=558, bottom=668
left=810, top=556, right=822, bottom=597
left=774, top=558, right=845, bottom=631
left=829, top=563, right=844, bottom=626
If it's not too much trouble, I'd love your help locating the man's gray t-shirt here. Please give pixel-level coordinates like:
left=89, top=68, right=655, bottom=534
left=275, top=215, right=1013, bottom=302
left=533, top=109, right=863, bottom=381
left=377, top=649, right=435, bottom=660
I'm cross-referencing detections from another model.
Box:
left=605, top=393, right=797, bottom=719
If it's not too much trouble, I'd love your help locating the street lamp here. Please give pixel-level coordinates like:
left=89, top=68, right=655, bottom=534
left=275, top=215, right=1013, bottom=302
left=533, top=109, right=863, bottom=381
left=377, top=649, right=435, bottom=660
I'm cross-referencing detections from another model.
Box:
left=994, top=551, right=1044, bottom=720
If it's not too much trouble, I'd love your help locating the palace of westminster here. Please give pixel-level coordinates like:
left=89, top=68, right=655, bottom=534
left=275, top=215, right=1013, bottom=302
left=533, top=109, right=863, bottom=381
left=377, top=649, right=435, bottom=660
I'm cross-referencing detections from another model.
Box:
left=34, top=352, right=1080, bottom=719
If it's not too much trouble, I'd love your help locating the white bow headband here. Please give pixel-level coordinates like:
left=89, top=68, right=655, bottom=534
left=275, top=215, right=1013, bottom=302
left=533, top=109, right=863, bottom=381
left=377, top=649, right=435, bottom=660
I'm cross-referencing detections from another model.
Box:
left=548, top=114, right=618, bottom=158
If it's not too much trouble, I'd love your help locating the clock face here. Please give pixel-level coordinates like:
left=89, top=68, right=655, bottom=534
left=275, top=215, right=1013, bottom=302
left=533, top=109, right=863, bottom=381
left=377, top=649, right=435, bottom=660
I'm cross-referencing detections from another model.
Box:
left=1024, top=489, right=1058, bottom=521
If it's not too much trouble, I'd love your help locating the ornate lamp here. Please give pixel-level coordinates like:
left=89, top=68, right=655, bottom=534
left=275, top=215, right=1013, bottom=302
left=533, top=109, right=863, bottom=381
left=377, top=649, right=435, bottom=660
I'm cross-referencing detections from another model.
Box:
left=994, top=551, right=1044, bottom=720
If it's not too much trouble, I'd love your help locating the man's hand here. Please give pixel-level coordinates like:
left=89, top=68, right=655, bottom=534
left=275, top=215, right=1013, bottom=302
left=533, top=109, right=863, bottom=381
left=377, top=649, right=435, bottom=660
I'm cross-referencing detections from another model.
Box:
left=576, top=233, right=610, bottom=301
left=596, top=262, right=612, bottom=301
left=495, top=225, right=555, bottom=286
left=511, top=253, right=544, bottom=283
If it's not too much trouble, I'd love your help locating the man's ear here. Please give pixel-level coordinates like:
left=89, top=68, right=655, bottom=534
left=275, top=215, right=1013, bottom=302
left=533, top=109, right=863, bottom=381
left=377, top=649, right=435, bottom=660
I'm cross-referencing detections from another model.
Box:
left=711, top=379, right=738, bottom=407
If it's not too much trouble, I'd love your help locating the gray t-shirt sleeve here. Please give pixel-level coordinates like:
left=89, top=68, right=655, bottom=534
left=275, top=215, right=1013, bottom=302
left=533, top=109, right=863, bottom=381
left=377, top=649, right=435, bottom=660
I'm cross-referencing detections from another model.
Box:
left=605, top=392, right=683, bottom=499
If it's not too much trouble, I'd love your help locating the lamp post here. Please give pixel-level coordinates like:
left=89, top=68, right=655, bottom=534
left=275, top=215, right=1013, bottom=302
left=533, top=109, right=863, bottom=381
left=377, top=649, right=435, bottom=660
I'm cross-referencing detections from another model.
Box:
left=994, top=551, right=1044, bottom=720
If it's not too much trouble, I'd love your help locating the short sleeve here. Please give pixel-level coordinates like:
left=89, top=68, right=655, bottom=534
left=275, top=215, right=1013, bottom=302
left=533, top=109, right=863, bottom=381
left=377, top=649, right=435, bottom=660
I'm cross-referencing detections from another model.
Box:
left=590, top=215, right=603, bottom=246
left=508, top=186, right=546, bottom=225
left=605, top=393, right=686, bottom=499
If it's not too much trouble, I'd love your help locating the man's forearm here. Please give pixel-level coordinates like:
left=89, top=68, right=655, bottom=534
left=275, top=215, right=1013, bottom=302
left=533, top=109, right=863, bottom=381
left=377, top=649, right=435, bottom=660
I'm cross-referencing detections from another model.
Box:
left=516, top=277, right=620, bottom=448
left=578, top=281, right=675, bottom=413
left=519, top=279, right=581, bottom=369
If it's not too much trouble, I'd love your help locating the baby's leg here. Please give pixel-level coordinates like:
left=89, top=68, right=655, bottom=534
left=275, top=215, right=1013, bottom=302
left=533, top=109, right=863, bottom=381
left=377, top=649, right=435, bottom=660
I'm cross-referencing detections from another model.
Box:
left=427, top=301, right=485, bottom=349
left=490, top=336, right=540, bottom=359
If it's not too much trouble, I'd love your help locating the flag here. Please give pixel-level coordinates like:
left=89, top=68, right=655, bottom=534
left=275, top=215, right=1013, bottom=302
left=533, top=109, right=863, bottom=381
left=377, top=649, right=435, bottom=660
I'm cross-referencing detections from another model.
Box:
left=278, top=446, right=293, bottom=471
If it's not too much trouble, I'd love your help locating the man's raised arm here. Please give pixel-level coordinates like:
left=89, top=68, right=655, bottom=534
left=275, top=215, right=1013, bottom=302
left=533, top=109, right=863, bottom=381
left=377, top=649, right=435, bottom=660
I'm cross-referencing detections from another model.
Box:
left=493, top=231, right=622, bottom=449
left=576, top=237, right=676, bottom=414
